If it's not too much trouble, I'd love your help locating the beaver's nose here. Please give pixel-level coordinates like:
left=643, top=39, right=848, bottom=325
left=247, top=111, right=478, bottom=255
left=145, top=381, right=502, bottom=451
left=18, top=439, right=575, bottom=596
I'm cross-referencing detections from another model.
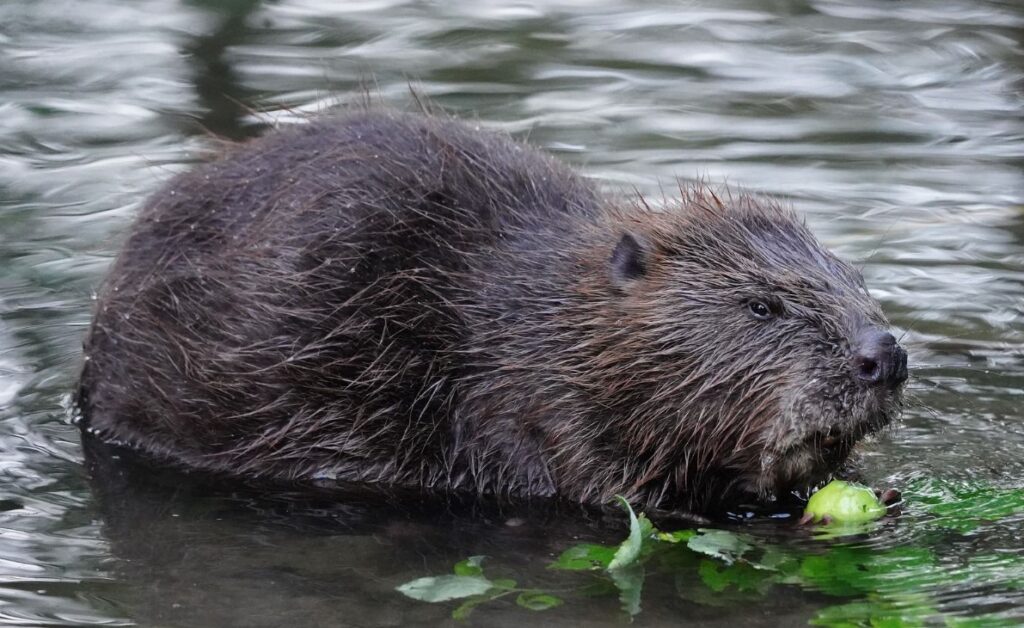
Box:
left=851, top=330, right=908, bottom=389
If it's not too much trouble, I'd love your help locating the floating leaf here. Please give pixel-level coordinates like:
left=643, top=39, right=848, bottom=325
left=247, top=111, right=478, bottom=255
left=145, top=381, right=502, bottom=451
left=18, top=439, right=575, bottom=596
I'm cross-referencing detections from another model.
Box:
left=686, top=529, right=754, bottom=565
left=697, top=559, right=732, bottom=593
left=609, top=496, right=643, bottom=570
left=657, top=529, right=697, bottom=544
left=516, top=591, right=563, bottom=611
left=609, top=496, right=653, bottom=570
left=453, top=555, right=486, bottom=577
left=549, top=543, right=618, bottom=571
left=397, top=478, right=1024, bottom=625
left=396, top=575, right=494, bottom=602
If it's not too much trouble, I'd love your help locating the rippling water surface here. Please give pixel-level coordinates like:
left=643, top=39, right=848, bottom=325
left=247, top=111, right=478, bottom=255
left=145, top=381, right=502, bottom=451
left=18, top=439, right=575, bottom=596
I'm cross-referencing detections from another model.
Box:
left=1, top=0, right=1022, bottom=625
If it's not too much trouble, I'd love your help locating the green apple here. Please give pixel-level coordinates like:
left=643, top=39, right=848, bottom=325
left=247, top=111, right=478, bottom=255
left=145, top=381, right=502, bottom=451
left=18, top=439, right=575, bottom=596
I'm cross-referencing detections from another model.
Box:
left=804, top=480, right=886, bottom=524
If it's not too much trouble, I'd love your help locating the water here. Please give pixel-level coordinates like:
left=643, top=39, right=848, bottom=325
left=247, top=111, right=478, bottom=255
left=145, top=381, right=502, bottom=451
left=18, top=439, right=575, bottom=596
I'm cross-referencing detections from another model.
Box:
left=1, top=0, right=1022, bottom=625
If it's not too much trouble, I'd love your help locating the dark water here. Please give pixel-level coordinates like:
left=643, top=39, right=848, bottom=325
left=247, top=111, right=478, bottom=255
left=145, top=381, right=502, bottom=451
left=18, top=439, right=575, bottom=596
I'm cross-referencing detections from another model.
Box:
left=1, top=0, right=1022, bottom=625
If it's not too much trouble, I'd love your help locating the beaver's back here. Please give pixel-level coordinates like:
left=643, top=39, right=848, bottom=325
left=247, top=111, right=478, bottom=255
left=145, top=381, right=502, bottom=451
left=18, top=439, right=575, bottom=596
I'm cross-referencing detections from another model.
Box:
left=79, top=110, right=600, bottom=484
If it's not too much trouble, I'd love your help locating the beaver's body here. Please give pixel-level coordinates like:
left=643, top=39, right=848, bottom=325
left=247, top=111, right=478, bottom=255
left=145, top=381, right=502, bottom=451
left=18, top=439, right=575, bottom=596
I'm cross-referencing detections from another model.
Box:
left=79, top=109, right=907, bottom=512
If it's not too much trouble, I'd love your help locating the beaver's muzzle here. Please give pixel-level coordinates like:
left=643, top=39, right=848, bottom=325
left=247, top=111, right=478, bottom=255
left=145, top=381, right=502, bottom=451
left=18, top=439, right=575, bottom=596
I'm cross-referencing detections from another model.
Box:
left=850, top=330, right=909, bottom=390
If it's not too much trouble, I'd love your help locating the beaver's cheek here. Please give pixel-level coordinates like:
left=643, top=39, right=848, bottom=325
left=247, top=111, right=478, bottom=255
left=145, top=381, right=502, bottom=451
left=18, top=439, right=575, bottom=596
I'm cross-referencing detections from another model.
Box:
left=772, top=375, right=840, bottom=448
left=836, top=370, right=906, bottom=444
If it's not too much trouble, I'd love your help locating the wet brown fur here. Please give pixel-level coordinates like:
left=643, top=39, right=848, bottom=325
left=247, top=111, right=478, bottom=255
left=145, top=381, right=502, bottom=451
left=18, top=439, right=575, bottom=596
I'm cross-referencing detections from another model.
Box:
left=78, top=107, right=903, bottom=513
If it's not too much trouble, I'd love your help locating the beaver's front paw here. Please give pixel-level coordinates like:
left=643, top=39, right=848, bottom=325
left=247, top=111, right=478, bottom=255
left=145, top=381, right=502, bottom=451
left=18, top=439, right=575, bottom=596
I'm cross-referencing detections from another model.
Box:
left=875, top=487, right=903, bottom=512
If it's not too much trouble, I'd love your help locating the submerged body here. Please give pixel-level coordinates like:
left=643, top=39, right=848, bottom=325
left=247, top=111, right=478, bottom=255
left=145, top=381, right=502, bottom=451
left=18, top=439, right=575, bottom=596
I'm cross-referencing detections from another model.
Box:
left=78, top=109, right=907, bottom=513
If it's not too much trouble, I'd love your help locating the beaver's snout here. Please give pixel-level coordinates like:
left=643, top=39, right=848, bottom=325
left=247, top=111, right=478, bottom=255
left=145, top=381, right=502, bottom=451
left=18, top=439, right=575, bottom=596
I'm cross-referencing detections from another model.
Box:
left=851, top=330, right=908, bottom=390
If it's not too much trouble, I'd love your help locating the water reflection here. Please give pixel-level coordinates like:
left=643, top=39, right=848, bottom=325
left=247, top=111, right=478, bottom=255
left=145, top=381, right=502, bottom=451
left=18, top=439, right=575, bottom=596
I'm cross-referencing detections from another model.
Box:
left=182, top=0, right=265, bottom=140
left=82, top=438, right=622, bottom=628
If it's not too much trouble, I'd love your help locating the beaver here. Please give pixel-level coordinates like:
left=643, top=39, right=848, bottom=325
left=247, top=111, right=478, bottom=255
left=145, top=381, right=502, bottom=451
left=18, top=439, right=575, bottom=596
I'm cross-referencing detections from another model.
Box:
left=77, top=107, right=908, bottom=514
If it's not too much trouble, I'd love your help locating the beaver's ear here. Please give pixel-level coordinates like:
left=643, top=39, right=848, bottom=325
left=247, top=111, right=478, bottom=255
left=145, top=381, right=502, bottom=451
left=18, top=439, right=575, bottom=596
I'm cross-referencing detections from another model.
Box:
left=609, top=232, right=648, bottom=289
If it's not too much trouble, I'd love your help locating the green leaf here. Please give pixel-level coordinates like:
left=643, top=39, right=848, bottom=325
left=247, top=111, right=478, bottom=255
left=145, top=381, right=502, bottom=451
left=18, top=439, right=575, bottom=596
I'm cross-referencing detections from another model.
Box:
left=515, top=591, right=563, bottom=611
left=490, top=578, right=518, bottom=590
left=697, top=559, right=732, bottom=593
left=657, top=529, right=697, bottom=544
left=609, top=496, right=653, bottom=570
left=549, top=543, right=618, bottom=571
left=686, top=529, right=754, bottom=565
left=453, top=555, right=485, bottom=576
left=396, top=575, right=494, bottom=602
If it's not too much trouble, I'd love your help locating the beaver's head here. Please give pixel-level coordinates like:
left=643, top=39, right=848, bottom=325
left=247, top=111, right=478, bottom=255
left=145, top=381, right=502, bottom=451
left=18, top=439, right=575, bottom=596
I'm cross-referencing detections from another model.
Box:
left=596, top=187, right=907, bottom=509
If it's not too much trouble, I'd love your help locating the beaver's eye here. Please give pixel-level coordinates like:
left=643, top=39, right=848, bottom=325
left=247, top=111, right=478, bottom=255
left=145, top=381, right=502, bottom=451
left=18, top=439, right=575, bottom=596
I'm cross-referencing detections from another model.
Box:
left=748, top=300, right=773, bottom=321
